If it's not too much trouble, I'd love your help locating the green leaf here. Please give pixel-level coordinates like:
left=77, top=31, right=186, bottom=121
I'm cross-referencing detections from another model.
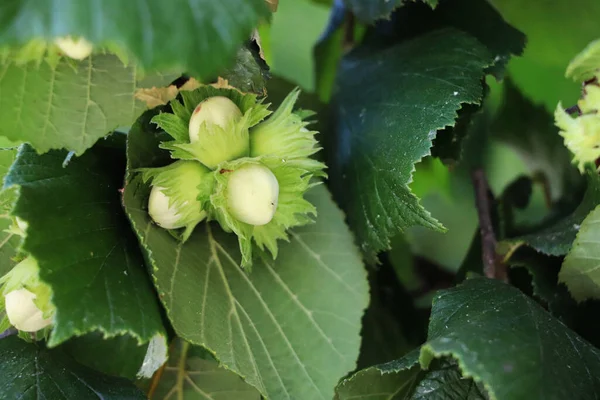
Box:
left=566, top=38, right=600, bottom=82
left=420, top=277, right=600, bottom=399
left=0, top=148, right=19, bottom=274
left=62, top=333, right=149, bottom=380
left=342, top=0, right=438, bottom=23
left=0, top=54, right=175, bottom=155
left=336, top=350, right=422, bottom=400
left=5, top=141, right=167, bottom=350
left=490, top=80, right=583, bottom=203
left=336, top=350, right=487, bottom=400
left=504, top=171, right=600, bottom=256
left=357, top=263, right=421, bottom=369
left=330, top=28, right=492, bottom=262
left=0, top=335, right=145, bottom=399
left=507, top=248, right=600, bottom=350
left=560, top=205, right=600, bottom=301
left=222, top=45, right=270, bottom=95
left=150, top=338, right=261, bottom=399
left=124, top=110, right=369, bottom=399
left=269, top=0, right=330, bottom=92
left=489, top=0, right=600, bottom=110
left=0, top=0, right=269, bottom=79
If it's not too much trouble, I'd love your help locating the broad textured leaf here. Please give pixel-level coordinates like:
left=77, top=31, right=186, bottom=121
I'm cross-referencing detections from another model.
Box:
left=336, top=351, right=486, bottom=400
left=491, top=81, right=582, bottom=202
left=566, top=38, right=600, bottom=82
left=343, top=0, right=437, bottom=23
left=150, top=339, right=260, bottom=400
left=489, top=0, right=600, bottom=110
left=507, top=248, right=600, bottom=350
left=420, top=277, right=600, bottom=400
left=505, top=171, right=600, bottom=256
left=0, top=147, right=19, bottom=273
left=560, top=205, right=600, bottom=301
left=0, top=54, right=176, bottom=155
left=330, top=28, right=492, bottom=262
left=336, top=350, right=422, bottom=400
left=124, top=111, right=369, bottom=399
left=62, top=333, right=149, bottom=380
left=0, top=336, right=145, bottom=399
left=5, top=141, right=167, bottom=349
left=0, top=0, right=269, bottom=79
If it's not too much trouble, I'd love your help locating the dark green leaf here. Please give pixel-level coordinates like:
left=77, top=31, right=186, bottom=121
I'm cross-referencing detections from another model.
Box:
left=150, top=338, right=260, bottom=399
left=0, top=0, right=269, bottom=79
left=343, top=0, right=438, bottom=23
left=62, top=333, right=149, bottom=380
left=421, top=277, right=600, bottom=399
left=490, top=81, right=582, bottom=203
left=222, top=45, right=270, bottom=95
left=329, top=28, right=492, bottom=262
left=0, top=335, right=145, bottom=399
left=357, top=262, right=421, bottom=369
left=0, top=55, right=175, bottom=155
left=5, top=142, right=167, bottom=350
left=336, top=350, right=423, bottom=400
left=336, top=350, right=487, bottom=400
left=559, top=205, right=600, bottom=301
left=359, top=0, right=525, bottom=78
left=504, top=171, right=600, bottom=256
left=123, top=111, right=369, bottom=399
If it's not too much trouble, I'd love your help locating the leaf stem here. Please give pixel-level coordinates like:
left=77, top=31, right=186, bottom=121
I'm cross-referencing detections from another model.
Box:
left=343, top=12, right=356, bottom=50
left=176, top=340, right=190, bottom=400
left=471, top=168, right=507, bottom=281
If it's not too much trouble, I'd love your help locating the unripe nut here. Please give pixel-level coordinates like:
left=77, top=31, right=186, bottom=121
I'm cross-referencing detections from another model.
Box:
left=5, top=288, right=52, bottom=332
left=55, top=36, right=93, bottom=60
left=188, top=96, right=242, bottom=142
left=227, top=164, right=279, bottom=226
left=148, top=186, right=185, bottom=230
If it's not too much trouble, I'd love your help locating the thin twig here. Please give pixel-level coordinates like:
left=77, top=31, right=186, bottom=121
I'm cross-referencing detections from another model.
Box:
left=342, top=12, right=356, bottom=50
left=471, top=168, right=508, bottom=281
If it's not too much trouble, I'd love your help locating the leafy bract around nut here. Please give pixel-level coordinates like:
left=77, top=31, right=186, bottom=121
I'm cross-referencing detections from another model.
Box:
left=54, top=36, right=93, bottom=60
left=0, top=256, right=55, bottom=333
left=555, top=79, right=600, bottom=172
left=145, top=86, right=326, bottom=269
left=141, top=160, right=212, bottom=241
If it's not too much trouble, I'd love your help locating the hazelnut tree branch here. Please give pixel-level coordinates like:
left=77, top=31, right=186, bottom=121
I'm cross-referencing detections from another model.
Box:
left=471, top=168, right=508, bottom=281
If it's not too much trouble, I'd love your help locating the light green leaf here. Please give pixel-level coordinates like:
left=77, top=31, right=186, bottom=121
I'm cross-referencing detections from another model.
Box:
left=0, top=54, right=175, bottom=155
left=566, top=38, right=600, bottom=82
left=420, top=277, right=600, bottom=399
left=0, top=335, right=145, bottom=399
left=0, top=0, right=269, bottom=79
left=330, top=28, right=492, bottom=262
left=124, top=110, right=369, bottom=399
left=0, top=148, right=19, bottom=274
left=560, top=205, right=600, bottom=301
left=150, top=339, right=261, bottom=400
left=489, top=0, right=600, bottom=110
left=5, top=140, right=167, bottom=350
